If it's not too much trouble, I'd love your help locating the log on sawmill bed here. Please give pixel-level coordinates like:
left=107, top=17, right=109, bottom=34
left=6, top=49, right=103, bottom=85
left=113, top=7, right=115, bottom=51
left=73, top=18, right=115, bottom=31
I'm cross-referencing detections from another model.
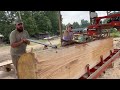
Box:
left=17, top=38, right=114, bottom=79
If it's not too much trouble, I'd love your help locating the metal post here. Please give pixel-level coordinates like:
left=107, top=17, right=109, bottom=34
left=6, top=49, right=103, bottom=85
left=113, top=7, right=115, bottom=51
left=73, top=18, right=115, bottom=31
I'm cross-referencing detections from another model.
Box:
left=89, top=11, right=92, bottom=25
left=107, top=11, right=109, bottom=16
left=58, top=11, right=62, bottom=46
left=86, top=64, right=90, bottom=76
left=89, top=11, right=96, bottom=25
left=100, top=55, right=104, bottom=65
left=107, top=11, right=111, bottom=16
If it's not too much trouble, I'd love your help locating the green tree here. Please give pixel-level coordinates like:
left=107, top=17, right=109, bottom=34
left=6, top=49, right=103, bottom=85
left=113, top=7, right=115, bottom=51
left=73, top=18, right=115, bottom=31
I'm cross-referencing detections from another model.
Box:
left=80, top=19, right=90, bottom=28
left=73, top=22, right=80, bottom=29
left=33, top=11, right=52, bottom=34
left=0, top=11, right=60, bottom=43
left=18, top=11, right=52, bottom=36
left=44, top=11, right=59, bottom=35
left=20, top=11, right=38, bottom=36
left=0, top=11, right=16, bottom=43
left=62, top=24, right=66, bottom=30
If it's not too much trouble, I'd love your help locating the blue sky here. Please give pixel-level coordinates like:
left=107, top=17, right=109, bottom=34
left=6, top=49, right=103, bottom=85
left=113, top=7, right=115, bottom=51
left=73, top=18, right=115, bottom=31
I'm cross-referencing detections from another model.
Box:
left=61, top=11, right=107, bottom=25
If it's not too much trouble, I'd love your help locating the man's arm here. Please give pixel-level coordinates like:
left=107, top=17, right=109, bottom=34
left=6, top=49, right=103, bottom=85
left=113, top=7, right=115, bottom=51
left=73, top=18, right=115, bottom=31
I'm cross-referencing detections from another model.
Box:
left=9, top=31, right=24, bottom=48
left=11, top=39, right=24, bottom=48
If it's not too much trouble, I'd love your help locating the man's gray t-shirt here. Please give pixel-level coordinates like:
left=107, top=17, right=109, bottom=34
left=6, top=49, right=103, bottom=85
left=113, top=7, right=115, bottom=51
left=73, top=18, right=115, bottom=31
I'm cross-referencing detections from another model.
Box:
left=9, top=30, right=30, bottom=56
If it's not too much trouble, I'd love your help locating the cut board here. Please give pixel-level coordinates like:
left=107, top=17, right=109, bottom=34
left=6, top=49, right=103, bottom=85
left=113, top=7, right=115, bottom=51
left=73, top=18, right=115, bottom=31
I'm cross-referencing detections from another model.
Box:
left=0, top=60, right=13, bottom=72
left=0, top=60, right=12, bottom=67
left=17, top=38, right=114, bottom=79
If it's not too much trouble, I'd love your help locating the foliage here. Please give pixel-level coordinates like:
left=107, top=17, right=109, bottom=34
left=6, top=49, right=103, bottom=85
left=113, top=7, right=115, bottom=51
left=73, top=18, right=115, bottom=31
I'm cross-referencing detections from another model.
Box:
left=80, top=19, right=90, bottom=28
left=0, top=11, right=59, bottom=43
left=72, top=22, right=80, bottom=29
left=0, top=11, right=92, bottom=43
left=110, top=28, right=120, bottom=37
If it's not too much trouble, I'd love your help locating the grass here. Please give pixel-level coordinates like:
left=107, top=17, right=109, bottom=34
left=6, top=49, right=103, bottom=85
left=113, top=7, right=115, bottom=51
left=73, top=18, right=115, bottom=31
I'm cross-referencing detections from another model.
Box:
left=110, top=28, right=120, bottom=38
left=110, top=32, right=120, bottom=37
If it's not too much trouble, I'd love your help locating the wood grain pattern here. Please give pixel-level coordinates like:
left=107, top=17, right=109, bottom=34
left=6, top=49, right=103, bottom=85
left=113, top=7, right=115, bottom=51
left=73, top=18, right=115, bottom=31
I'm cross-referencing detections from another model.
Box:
left=17, top=38, right=113, bottom=79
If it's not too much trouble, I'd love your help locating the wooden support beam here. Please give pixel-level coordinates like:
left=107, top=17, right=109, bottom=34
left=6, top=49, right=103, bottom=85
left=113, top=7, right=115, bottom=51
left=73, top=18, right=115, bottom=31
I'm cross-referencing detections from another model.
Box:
left=58, top=11, right=63, bottom=46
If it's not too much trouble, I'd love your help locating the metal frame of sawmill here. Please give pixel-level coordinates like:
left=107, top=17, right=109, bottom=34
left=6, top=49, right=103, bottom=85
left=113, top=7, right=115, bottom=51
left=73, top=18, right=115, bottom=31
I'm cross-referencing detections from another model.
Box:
left=79, top=11, right=120, bottom=79
left=79, top=49, right=120, bottom=79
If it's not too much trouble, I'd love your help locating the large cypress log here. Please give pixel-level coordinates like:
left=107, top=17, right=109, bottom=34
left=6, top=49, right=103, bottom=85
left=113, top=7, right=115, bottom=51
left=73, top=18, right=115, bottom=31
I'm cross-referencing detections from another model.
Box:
left=17, top=38, right=113, bottom=79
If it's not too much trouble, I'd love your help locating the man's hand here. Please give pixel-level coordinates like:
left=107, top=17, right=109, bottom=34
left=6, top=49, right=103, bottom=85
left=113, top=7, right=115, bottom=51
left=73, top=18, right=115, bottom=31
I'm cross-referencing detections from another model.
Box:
left=11, top=38, right=30, bottom=48
left=21, top=38, right=30, bottom=45
left=11, top=39, right=24, bottom=48
left=20, top=38, right=26, bottom=43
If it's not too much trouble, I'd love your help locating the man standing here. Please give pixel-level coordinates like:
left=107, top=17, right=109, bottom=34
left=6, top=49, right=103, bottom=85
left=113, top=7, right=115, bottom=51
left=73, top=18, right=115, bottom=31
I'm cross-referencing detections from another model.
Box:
left=9, top=21, right=30, bottom=78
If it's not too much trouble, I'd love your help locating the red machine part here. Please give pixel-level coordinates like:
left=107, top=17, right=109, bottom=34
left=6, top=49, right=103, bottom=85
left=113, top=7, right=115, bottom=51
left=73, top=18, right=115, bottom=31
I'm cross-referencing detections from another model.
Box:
left=79, top=12, right=120, bottom=79
left=87, top=30, right=96, bottom=36
left=80, top=49, right=120, bottom=79
left=87, top=13, right=120, bottom=36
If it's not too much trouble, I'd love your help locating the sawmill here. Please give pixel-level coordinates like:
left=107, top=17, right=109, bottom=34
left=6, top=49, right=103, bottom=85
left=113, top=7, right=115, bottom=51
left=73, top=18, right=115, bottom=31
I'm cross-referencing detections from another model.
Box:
left=1, top=11, right=120, bottom=79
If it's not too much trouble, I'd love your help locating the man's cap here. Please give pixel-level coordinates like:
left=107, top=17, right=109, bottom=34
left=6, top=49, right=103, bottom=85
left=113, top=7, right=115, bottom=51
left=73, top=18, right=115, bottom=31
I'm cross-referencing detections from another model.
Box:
left=15, top=19, right=23, bottom=24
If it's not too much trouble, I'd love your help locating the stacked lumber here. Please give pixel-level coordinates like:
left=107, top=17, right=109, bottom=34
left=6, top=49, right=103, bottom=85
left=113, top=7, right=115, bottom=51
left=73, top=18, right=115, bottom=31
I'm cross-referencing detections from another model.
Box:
left=17, top=38, right=113, bottom=79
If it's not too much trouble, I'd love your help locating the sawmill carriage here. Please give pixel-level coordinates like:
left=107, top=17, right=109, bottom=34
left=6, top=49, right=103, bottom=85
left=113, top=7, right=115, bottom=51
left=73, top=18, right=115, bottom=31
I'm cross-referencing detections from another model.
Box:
left=87, top=13, right=120, bottom=40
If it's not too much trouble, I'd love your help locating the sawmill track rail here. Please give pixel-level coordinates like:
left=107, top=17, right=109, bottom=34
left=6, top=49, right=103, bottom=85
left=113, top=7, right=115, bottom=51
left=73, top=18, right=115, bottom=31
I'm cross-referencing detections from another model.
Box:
left=80, top=49, right=120, bottom=79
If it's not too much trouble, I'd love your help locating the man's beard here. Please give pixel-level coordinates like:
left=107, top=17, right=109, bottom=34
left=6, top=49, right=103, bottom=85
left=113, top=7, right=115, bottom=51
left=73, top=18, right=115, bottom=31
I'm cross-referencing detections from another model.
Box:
left=17, top=28, right=23, bottom=32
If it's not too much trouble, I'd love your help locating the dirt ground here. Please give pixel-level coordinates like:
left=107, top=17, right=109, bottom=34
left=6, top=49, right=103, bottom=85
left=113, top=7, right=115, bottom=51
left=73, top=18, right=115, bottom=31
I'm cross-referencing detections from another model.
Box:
left=0, top=37, right=120, bottom=79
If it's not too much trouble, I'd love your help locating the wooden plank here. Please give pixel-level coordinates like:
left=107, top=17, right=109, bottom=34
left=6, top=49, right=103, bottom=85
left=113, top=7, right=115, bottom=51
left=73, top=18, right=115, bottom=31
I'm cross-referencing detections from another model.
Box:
left=0, top=60, right=12, bottom=67
left=17, top=38, right=113, bottom=79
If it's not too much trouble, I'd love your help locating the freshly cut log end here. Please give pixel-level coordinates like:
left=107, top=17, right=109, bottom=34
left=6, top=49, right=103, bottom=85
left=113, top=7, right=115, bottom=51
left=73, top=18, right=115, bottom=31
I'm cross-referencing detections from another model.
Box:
left=17, top=38, right=113, bottom=79
left=17, top=53, right=37, bottom=79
